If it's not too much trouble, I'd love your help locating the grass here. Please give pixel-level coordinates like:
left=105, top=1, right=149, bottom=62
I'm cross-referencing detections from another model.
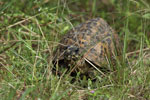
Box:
left=0, top=0, right=150, bottom=99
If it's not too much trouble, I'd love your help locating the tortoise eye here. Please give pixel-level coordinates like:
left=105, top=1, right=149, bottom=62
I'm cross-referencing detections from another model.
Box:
left=75, top=48, right=79, bottom=53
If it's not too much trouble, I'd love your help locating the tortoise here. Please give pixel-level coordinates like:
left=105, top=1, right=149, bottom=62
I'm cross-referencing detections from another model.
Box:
left=53, top=17, right=121, bottom=77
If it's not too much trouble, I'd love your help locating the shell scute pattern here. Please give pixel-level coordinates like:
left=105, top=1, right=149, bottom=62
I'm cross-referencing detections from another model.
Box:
left=54, top=18, right=121, bottom=74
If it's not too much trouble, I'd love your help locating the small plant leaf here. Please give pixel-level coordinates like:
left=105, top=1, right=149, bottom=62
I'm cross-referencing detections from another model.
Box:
left=142, top=13, right=150, bottom=19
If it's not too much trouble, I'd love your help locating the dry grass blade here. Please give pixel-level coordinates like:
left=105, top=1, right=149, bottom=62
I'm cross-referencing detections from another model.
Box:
left=54, top=69, right=67, bottom=94
left=19, top=24, right=40, bottom=38
left=126, top=47, right=150, bottom=58
left=0, top=42, right=17, bottom=54
left=84, top=58, right=106, bottom=76
left=0, top=11, right=47, bottom=32
left=78, top=90, right=88, bottom=100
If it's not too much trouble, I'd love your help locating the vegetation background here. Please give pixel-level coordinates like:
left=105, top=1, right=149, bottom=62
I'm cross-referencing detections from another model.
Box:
left=0, top=0, right=150, bottom=99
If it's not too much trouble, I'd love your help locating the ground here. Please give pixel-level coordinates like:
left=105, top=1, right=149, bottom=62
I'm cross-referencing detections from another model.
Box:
left=0, top=0, right=150, bottom=100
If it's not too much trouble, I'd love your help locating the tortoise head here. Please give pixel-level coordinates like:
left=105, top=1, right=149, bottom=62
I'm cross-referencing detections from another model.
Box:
left=64, top=45, right=79, bottom=60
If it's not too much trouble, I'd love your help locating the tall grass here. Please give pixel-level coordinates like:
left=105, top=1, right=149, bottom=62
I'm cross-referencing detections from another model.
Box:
left=0, top=0, right=150, bottom=99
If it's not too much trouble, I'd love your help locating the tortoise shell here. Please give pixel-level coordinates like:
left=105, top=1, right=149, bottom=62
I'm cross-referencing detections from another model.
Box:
left=53, top=18, right=121, bottom=75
